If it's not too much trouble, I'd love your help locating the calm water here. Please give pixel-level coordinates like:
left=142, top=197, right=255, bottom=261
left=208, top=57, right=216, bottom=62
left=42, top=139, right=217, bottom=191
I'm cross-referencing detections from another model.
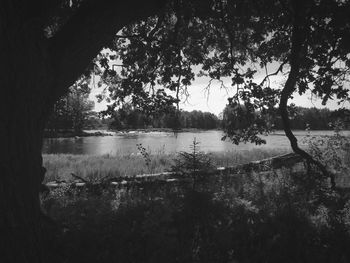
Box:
left=42, top=130, right=350, bottom=155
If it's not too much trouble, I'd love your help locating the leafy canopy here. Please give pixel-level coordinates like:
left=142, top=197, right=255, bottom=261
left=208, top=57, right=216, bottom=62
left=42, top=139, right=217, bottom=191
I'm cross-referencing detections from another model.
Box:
left=91, top=0, right=350, bottom=144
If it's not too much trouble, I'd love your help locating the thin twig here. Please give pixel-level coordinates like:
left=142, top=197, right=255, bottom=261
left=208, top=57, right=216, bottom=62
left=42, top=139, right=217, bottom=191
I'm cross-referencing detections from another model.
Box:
left=259, top=59, right=288, bottom=86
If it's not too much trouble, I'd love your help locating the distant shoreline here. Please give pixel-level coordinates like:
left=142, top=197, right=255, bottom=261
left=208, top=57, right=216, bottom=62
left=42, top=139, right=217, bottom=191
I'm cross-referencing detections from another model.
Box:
left=44, top=128, right=221, bottom=138
left=44, top=128, right=350, bottom=139
left=44, top=130, right=113, bottom=138
left=111, top=127, right=220, bottom=134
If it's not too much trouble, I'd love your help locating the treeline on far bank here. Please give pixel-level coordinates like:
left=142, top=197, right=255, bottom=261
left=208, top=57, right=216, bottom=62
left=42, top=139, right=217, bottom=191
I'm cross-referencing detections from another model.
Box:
left=273, top=106, right=350, bottom=130
left=107, top=104, right=220, bottom=130
left=46, top=92, right=350, bottom=135
left=107, top=104, right=350, bottom=131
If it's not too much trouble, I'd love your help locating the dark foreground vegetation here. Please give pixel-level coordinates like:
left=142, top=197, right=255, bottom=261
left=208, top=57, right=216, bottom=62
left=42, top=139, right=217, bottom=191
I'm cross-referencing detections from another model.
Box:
left=40, top=134, right=350, bottom=263
left=2, top=1, right=350, bottom=262
left=42, top=166, right=350, bottom=263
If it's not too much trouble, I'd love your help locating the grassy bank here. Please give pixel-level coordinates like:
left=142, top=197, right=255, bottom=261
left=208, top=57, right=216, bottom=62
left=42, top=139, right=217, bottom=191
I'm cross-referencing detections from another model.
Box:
left=41, top=134, right=350, bottom=263
left=43, top=148, right=289, bottom=183
left=42, top=153, right=350, bottom=263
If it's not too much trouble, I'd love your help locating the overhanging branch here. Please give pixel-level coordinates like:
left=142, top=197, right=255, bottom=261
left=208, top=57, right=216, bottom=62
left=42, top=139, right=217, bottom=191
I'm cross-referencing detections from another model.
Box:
left=278, top=1, right=336, bottom=189
left=259, top=59, right=288, bottom=87
left=49, top=0, right=166, bottom=101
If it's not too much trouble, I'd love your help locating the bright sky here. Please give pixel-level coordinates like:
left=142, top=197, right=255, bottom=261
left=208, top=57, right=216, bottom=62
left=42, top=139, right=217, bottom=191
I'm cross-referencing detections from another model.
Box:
left=89, top=63, right=349, bottom=116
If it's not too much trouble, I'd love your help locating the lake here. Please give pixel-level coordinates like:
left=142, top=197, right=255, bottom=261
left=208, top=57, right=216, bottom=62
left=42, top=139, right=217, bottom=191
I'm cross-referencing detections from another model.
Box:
left=42, top=130, right=350, bottom=155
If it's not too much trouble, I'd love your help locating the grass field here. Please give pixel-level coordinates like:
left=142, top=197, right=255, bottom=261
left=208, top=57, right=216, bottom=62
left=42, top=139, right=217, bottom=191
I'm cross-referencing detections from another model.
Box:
left=41, top=134, right=350, bottom=263
left=42, top=146, right=350, bottom=263
left=43, top=148, right=290, bottom=183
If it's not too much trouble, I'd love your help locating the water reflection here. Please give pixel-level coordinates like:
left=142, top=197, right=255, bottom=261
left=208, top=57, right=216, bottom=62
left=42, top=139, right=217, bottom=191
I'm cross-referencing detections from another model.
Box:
left=42, top=130, right=349, bottom=155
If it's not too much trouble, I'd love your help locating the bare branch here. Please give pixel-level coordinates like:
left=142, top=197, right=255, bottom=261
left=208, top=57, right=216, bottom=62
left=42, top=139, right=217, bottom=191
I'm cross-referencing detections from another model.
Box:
left=181, top=86, right=191, bottom=104
left=259, top=59, right=288, bottom=87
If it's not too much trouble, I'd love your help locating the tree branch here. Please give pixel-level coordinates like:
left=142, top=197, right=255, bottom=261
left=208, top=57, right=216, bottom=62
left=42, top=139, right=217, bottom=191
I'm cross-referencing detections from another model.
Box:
left=259, top=59, right=288, bottom=86
left=279, top=1, right=336, bottom=189
left=49, top=0, right=166, bottom=102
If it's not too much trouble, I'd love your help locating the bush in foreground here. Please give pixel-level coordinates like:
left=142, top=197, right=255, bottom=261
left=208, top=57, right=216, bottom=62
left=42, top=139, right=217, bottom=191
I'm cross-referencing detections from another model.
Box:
left=41, top=133, right=350, bottom=262
left=42, top=165, right=350, bottom=263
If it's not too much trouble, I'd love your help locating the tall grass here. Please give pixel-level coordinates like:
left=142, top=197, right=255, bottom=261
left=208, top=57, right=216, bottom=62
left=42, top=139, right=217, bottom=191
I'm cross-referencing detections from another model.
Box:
left=42, top=155, right=350, bottom=263
left=43, top=148, right=289, bottom=183
left=42, top=153, right=172, bottom=183
left=41, top=134, right=350, bottom=263
left=208, top=148, right=289, bottom=167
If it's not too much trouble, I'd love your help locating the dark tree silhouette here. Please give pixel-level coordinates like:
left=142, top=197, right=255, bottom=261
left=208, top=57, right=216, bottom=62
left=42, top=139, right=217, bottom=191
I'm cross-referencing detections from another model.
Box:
left=0, top=1, right=349, bottom=262
left=0, top=1, right=166, bottom=262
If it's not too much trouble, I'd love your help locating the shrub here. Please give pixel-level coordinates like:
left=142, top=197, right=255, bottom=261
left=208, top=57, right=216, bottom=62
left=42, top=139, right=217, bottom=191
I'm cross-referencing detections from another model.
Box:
left=303, top=121, right=350, bottom=187
left=42, top=136, right=350, bottom=263
left=171, top=138, right=214, bottom=190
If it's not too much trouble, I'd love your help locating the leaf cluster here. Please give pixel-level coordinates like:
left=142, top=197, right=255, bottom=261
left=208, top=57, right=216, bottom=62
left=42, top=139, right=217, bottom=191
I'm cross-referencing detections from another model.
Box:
left=92, top=0, right=350, bottom=144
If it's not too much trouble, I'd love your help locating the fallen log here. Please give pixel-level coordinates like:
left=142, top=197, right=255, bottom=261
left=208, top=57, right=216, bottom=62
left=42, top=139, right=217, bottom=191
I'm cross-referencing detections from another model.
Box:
left=45, top=152, right=306, bottom=189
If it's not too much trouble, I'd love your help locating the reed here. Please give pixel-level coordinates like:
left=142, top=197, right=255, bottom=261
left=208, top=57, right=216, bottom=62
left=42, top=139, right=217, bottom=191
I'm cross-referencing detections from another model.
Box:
left=43, top=148, right=289, bottom=182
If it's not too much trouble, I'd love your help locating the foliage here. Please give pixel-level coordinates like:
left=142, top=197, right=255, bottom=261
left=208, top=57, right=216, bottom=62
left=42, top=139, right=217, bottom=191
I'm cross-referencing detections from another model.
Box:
left=171, top=139, right=214, bottom=189
left=221, top=105, right=350, bottom=135
left=108, top=103, right=220, bottom=130
left=41, top=124, right=350, bottom=263
left=278, top=106, right=350, bottom=130
left=303, top=121, right=350, bottom=179
left=137, top=143, right=152, bottom=172
left=42, top=160, right=350, bottom=263
left=91, top=0, right=350, bottom=146
left=178, top=110, right=219, bottom=130
left=46, top=76, right=95, bottom=134
left=5, top=1, right=350, bottom=262
left=221, top=103, right=270, bottom=145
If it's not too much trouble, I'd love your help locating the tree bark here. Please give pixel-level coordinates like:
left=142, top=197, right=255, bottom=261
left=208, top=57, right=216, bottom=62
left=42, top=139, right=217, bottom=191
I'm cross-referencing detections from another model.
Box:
left=0, top=1, right=166, bottom=262
left=278, top=0, right=336, bottom=189
left=0, top=2, right=56, bottom=262
left=0, top=120, right=47, bottom=263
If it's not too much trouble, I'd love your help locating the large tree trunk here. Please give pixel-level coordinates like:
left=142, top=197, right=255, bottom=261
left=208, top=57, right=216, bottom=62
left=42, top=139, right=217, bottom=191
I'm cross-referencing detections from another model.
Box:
left=0, top=1, right=166, bottom=261
left=0, top=7, right=53, bottom=262
left=0, top=117, right=47, bottom=263
left=278, top=1, right=335, bottom=189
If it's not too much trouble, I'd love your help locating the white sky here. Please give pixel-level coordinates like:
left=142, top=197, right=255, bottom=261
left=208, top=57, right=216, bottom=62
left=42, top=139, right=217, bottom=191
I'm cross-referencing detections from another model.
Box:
left=89, top=63, right=349, bottom=116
